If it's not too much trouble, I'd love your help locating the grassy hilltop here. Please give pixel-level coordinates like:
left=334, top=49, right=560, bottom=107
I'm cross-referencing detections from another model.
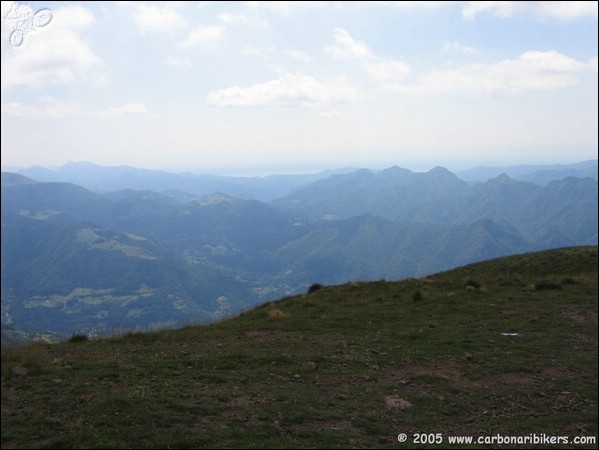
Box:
left=2, top=246, right=597, bottom=449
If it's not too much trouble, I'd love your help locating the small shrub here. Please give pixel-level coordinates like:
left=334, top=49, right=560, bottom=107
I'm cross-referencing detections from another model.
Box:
left=307, top=283, right=323, bottom=294
left=464, top=279, right=480, bottom=289
left=268, top=308, right=289, bottom=319
left=302, top=297, right=316, bottom=307
left=412, top=290, right=422, bottom=302
left=534, top=282, right=562, bottom=291
left=68, top=334, right=88, bottom=343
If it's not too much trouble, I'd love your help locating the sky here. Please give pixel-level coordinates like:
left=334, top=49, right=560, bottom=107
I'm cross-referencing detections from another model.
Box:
left=1, top=1, right=598, bottom=175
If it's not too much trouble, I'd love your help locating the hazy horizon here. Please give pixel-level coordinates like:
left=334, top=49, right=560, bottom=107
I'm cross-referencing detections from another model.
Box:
left=2, top=155, right=597, bottom=179
left=1, top=1, right=597, bottom=174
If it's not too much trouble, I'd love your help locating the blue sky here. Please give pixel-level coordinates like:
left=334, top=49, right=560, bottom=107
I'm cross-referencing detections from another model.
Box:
left=1, top=1, right=597, bottom=175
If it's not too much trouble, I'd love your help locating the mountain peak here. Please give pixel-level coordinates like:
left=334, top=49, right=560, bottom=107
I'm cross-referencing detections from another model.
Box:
left=427, top=166, right=457, bottom=178
left=381, top=165, right=412, bottom=175
left=488, top=173, right=515, bottom=184
left=429, top=165, right=451, bottom=173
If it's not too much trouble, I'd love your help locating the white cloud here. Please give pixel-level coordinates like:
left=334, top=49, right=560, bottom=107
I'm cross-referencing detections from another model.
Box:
left=165, top=56, right=192, bottom=69
left=324, top=28, right=410, bottom=83
left=207, top=74, right=364, bottom=107
left=534, top=1, right=599, bottom=20
left=218, top=13, right=248, bottom=24
left=324, top=28, right=373, bottom=60
left=132, top=2, right=187, bottom=33
left=170, top=10, right=266, bottom=51
left=443, top=41, right=478, bottom=55
left=99, top=102, right=151, bottom=119
left=373, top=1, right=450, bottom=9
left=179, top=24, right=226, bottom=48
left=1, top=5, right=101, bottom=90
left=242, top=46, right=273, bottom=58
left=1, top=96, right=79, bottom=119
left=287, top=49, right=313, bottom=62
left=364, top=60, right=410, bottom=81
left=386, top=50, right=597, bottom=94
left=217, top=12, right=268, bottom=28
left=462, top=1, right=598, bottom=21
left=246, top=1, right=323, bottom=16
left=462, top=1, right=521, bottom=20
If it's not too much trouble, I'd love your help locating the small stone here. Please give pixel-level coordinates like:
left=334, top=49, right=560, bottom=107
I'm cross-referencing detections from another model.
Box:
left=52, top=379, right=63, bottom=384
left=398, top=398, right=412, bottom=410
left=384, top=395, right=412, bottom=410
left=12, top=366, right=28, bottom=376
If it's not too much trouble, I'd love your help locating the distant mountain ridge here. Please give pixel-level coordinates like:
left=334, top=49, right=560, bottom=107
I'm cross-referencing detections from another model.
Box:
left=13, top=161, right=357, bottom=202
left=1, top=161, right=597, bottom=340
left=273, top=168, right=598, bottom=246
left=9, top=159, right=597, bottom=201
left=456, top=159, right=597, bottom=184
left=273, top=166, right=472, bottom=223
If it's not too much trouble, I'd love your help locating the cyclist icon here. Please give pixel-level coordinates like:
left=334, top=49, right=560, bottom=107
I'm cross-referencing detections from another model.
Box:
left=3, top=2, right=52, bottom=47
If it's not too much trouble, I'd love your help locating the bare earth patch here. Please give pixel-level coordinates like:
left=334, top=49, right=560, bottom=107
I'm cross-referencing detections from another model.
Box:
left=562, top=306, right=598, bottom=325
left=384, top=395, right=412, bottom=410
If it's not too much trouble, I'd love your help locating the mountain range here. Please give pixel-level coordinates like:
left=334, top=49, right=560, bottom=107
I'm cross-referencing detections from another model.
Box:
left=8, top=161, right=357, bottom=202
left=456, top=159, right=598, bottom=184
left=1, top=160, right=597, bottom=341
left=6, top=159, right=597, bottom=200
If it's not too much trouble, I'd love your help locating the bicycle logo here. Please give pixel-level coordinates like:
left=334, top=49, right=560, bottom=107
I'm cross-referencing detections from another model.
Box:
left=3, top=2, right=53, bottom=47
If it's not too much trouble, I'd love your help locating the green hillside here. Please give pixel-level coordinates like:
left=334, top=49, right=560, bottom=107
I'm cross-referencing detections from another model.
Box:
left=2, top=246, right=597, bottom=449
left=3, top=170, right=597, bottom=339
